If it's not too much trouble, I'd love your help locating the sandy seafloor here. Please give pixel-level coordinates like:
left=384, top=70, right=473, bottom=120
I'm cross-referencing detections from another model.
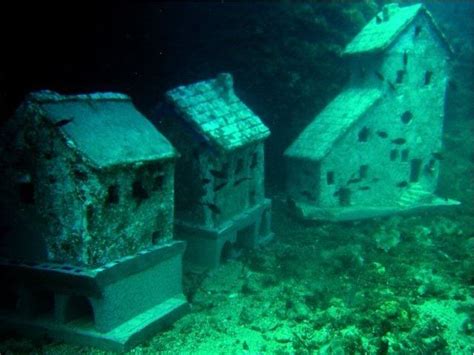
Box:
left=1, top=109, right=473, bottom=355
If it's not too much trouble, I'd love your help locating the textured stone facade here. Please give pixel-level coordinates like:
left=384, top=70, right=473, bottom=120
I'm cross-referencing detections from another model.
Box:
left=285, top=3, right=459, bottom=220
left=163, top=73, right=273, bottom=268
left=0, top=91, right=177, bottom=266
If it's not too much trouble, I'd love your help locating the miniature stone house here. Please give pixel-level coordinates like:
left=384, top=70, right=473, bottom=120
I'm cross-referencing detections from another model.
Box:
left=161, top=73, right=273, bottom=268
left=285, top=3, right=459, bottom=221
left=0, top=91, right=188, bottom=350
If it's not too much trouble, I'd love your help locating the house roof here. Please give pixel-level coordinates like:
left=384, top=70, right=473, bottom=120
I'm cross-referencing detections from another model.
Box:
left=165, top=73, right=270, bottom=152
left=284, top=88, right=382, bottom=161
left=343, top=3, right=453, bottom=56
left=29, top=90, right=176, bottom=169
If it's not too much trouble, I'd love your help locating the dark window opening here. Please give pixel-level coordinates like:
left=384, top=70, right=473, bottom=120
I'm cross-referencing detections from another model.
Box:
left=235, top=158, right=244, bottom=175
left=425, top=159, right=436, bottom=175
left=358, top=127, right=370, bottom=142
left=86, top=205, right=94, bottom=222
left=250, top=152, right=258, bottom=169
left=32, top=290, right=55, bottom=317
left=151, top=231, right=161, bottom=245
left=390, top=149, right=399, bottom=161
left=106, top=185, right=119, bottom=204
left=326, top=171, right=335, bottom=185
left=74, top=169, right=88, bottom=181
left=359, top=165, right=369, bottom=179
left=153, top=174, right=164, bottom=191
left=221, top=163, right=229, bottom=174
left=410, top=159, right=423, bottom=182
left=424, top=70, right=433, bottom=86
left=64, top=296, right=94, bottom=325
left=401, top=111, right=413, bottom=124
left=19, top=182, right=35, bottom=204
left=132, top=180, right=149, bottom=201
left=401, top=149, right=410, bottom=162
left=339, top=188, right=351, bottom=207
left=249, top=189, right=256, bottom=206
left=396, top=70, right=405, bottom=84
left=414, top=25, right=422, bottom=38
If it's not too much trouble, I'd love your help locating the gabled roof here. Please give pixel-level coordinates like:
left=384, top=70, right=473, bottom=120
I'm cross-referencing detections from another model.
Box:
left=29, top=90, right=176, bottom=169
left=165, top=73, right=270, bottom=152
left=284, top=88, right=382, bottom=161
left=343, top=3, right=453, bottom=56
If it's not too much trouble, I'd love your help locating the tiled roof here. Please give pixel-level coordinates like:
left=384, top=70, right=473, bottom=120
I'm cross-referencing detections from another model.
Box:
left=344, top=3, right=452, bottom=55
left=165, top=73, right=270, bottom=151
left=30, top=90, right=176, bottom=168
left=284, top=88, right=382, bottom=161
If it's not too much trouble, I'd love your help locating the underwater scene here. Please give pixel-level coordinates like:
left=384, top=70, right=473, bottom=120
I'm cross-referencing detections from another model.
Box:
left=0, top=0, right=473, bottom=354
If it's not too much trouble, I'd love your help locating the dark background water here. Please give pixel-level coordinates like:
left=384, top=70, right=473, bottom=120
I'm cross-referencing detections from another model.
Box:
left=1, top=1, right=472, bottom=192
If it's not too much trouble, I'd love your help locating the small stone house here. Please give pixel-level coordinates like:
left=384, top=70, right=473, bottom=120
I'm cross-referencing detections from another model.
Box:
left=0, top=91, right=188, bottom=350
left=284, top=3, right=459, bottom=221
left=162, top=73, right=273, bottom=268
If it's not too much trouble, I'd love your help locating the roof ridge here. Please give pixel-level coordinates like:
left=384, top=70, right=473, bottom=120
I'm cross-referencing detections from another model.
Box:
left=29, top=90, right=130, bottom=104
left=343, top=3, right=452, bottom=56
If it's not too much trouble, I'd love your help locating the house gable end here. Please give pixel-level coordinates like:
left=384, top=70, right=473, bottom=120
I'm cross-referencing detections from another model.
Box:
left=343, top=4, right=453, bottom=57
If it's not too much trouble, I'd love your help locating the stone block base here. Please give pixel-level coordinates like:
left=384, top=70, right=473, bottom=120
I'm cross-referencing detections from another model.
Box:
left=290, top=196, right=460, bottom=221
left=176, top=199, right=273, bottom=269
left=0, top=241, right=189, bottom=351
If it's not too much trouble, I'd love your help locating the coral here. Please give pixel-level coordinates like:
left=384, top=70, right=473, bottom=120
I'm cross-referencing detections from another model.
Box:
left=374, top=217, right=402, bottom=252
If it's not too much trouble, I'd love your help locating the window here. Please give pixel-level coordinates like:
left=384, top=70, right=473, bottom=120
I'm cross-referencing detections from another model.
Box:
left=152, top=231, right=161, bottom=245
left=410, top=159, right=422, bottom=182
left=106, top=185, right=119, bottom=204
left=396, top=70, right=405, bottom=84
left=424, top=70, right=433, bottom=86
left=390, top=149, right=399, bottom=161
left=401, top=111, right=413, bottom=124
left=153, top=174, right=164, bottom=191
left=326, top=171, right=335, bottom=185
left=132, top=180, right=149, bottom=201
left=358, top=127, right=370, bottom=142
left=339, top=188, right=351, bottom=206
left=401, top=149, right=409, bottom=162
left=235, top=158, right=244, bottom=175
left=414, top=25, right=422, bottom=38
left=250, top=152, right=258, bottom=169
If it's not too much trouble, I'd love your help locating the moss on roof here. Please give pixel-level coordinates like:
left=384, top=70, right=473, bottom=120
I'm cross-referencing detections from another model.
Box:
left=166, top=73, right=270, bottom=152
left=30, top=91, right=176, bottom=169
left=343, top=3, right=452, bottom=56
left=284, top=88, right=382, bottom=161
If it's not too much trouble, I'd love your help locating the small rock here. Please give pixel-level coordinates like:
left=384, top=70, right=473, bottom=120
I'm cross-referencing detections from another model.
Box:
left=273, top=324, right=293, bottom=343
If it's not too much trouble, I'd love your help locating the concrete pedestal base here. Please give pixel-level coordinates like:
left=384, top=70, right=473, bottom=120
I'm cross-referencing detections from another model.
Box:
left=176, top=199, right=273, bottom=269
left=0, top=241, right=189, bottom=351
left=290, top=196, right=460, bottom=221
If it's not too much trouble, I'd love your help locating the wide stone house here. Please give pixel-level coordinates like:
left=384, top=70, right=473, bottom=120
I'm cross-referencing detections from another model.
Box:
left=161, top=73, right=273, bottom=268
left=284, top=3, right=459, bottom=221
left=0, top=91, right=188, bottom=351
